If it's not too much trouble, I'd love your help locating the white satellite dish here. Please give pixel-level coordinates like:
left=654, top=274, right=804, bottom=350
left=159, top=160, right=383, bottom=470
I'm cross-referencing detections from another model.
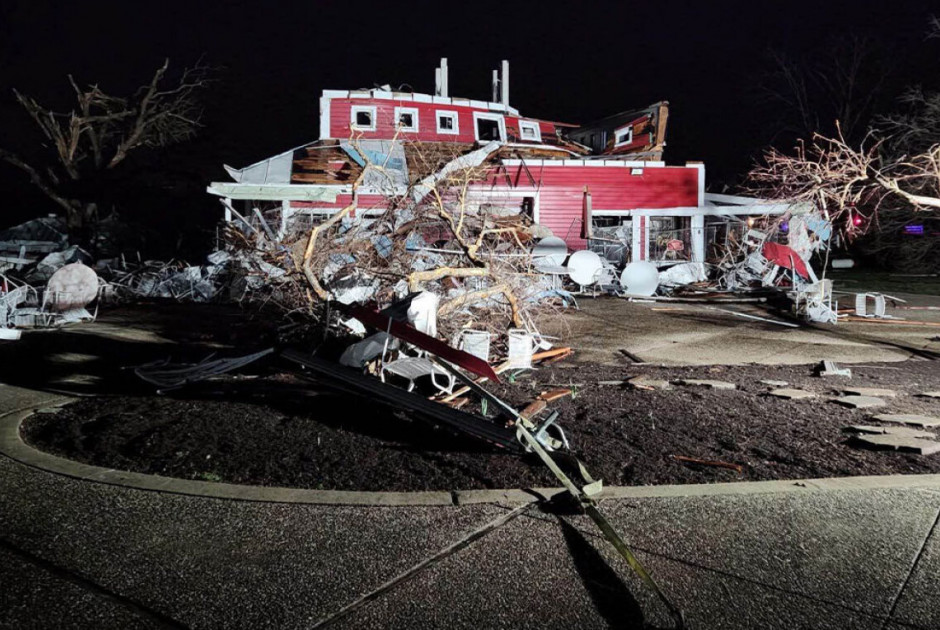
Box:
left=532, top=236, right=568, bottom=271
left=45, top=263, right=99, bottom=311
left=620, top=261, right=660, bottom=296
left=567, top=250, right=603, bottom=286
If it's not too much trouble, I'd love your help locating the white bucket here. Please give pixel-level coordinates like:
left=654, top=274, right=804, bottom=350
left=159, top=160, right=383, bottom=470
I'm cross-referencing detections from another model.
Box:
left=507, top=329, right=534, bottom=369
left=456, top=330, right=491, bottom=362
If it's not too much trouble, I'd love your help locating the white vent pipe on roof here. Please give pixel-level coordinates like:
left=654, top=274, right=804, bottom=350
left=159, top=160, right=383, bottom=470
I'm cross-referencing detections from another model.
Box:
left=441, top=58, right=448, bottom=98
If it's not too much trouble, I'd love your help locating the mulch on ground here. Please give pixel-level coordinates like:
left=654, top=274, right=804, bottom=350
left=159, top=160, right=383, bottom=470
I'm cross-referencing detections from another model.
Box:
left=21, top=358, right=940, bottom=491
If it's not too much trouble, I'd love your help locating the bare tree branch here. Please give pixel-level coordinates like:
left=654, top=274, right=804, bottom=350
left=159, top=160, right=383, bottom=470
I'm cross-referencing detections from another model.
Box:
left=0, top=147, right=74, bottom=213
left=1, top=59, right=212, bottom=239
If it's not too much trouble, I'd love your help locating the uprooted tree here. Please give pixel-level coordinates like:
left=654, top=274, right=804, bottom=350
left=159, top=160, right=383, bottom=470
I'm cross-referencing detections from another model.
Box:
left=748, top=126, right=940, bottom=269
left=0, top=59, right=211, bottom=246
left=748, top=20, right=940, bottom=270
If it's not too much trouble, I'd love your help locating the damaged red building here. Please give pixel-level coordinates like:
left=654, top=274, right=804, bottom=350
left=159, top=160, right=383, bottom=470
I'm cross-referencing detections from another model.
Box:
left=209, top=59, right=786, bottom=265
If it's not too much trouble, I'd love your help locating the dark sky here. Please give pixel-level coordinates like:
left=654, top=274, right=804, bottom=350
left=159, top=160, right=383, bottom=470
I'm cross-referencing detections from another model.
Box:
left=1, top=0, right=937, bottom=220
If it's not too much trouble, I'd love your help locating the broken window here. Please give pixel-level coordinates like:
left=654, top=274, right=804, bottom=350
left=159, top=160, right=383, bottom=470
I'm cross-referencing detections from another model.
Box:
left=521, top=197, right=534, bottom=217
left=614, top=124, right=633, bottom=147
left=589, top=217, right=631, bottom=266
left=518, top=120, right=541, bottom=142
left=477, top=119, right=500, bottom=140
left=395, top=106, right=419, bottom=132
left=436, top=111, right=459, bottom=134
left=350, top=106, right=376, bottom=131
left=473, top=112, right=505, bottom=142
left=649, top=216, right=692, bottom=262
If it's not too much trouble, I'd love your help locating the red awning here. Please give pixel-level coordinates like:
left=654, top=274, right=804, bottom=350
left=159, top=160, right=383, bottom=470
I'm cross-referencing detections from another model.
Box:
left=762, top=241, right=810, bottom=280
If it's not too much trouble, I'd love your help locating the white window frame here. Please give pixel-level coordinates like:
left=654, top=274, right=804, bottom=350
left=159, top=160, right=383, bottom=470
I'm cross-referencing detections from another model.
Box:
left=472, top=111, right=506, bottom=142
left=614, top=124, right=634, bottom=147
left=518, top=120, right=542, bottom=143
left=394, top=106, right=419, bottom=132
left=350, top=105, right=377, bottom=132
left=436, top=110, right=459, bottom=135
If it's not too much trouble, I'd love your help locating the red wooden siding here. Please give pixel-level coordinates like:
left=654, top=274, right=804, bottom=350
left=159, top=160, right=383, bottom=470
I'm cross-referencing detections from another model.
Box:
left=534, top=165, right=700, bottom=250
left=328, top=98, right=556, bottom=143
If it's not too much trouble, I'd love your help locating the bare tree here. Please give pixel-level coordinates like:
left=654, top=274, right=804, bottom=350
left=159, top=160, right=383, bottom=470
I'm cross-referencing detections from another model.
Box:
left=879, top=87, right=940, bottom=158
left=750, top=127, right=939, bottom=214
left=761, top=36, right=895, bottom=145
left=749, top=18, right=940, bottom=269
left=0, top=59, right=211, bottom=244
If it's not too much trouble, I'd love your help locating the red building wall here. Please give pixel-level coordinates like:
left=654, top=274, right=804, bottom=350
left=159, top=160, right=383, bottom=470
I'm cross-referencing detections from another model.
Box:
left=532, top=164, right=701, bottom=250
left=328, top=98, right=555, bottom=143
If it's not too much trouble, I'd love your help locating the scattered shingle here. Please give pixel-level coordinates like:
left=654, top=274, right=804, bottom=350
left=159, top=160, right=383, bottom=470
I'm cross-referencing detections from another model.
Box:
left=872, top=414, right=940, bottom=428
left=675, top=379, right=737, bottom=390
left=769, top=388, right=816, bottom=400
left=834, top=395, right=886, bottom=409
left=628, top=375, right=672, bottom=391
left=843, top=387, right=897, bottom=398
left=852, top=434, right=940, bottom=455
left=848, top=425, right=935, bottom=439
left=760, top=379, right=789, bottom=387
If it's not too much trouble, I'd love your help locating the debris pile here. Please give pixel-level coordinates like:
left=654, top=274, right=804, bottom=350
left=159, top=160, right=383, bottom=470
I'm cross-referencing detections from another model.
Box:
left=1, top=263, right=98, bottom=340
left=219, top=138, right=572, bottom=349
left=575, top=206, right=846, bottom=324
left=0, top=215, right=69, bottom=275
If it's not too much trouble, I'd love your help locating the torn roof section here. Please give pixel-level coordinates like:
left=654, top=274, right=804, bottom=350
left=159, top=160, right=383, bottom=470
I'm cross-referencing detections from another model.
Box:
left=567, top=102, right=669, bottom=159
left=222, top=143, right=304, bottom=185
left=217, top=59, right=671, bottom=193
left=220, top=138, right=581, bottom=194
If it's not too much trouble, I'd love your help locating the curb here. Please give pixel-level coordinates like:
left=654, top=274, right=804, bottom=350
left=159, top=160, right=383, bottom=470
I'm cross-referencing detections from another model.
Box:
left=4, top=404, right=940, bottom=506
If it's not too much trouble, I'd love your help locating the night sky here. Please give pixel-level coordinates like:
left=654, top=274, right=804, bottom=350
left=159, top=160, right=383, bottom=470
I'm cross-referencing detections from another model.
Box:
left=1, top=1, right=937, bottom=229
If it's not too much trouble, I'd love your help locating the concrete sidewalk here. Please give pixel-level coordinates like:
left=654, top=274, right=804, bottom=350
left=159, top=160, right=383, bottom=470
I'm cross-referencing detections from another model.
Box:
left=2, top=388, right=939, bottom=629
left=556, top=295, right=940, bottom=366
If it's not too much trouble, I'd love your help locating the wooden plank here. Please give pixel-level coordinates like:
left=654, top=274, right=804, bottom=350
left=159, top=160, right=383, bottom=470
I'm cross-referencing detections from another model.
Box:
left=519, top=399, right=547, bottom=420
left=444, top=397, right=469, bottom=409
left=842, top=317, right=940, bottom=327
left=538, top=388, right=572, bottom=402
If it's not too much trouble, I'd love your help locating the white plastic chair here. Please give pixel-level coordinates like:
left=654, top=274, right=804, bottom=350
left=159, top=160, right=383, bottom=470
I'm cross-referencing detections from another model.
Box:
left=380, top=356, right=455, bottom=394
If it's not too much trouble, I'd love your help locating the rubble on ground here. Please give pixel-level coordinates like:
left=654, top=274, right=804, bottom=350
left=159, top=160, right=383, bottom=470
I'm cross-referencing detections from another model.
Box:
left=212, top=137, right=575, bottom=355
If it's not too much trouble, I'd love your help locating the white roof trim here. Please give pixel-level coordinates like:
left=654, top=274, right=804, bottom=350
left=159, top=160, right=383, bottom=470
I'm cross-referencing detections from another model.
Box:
left=704, top=192, right=776, bottom=206
left=594, top=205, right=793, bottom=217
left=319, top=89, right=520, bottom=115
left=501, top=159, right=670, bottom=168
left=207, top=183, right=347, bottom=201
